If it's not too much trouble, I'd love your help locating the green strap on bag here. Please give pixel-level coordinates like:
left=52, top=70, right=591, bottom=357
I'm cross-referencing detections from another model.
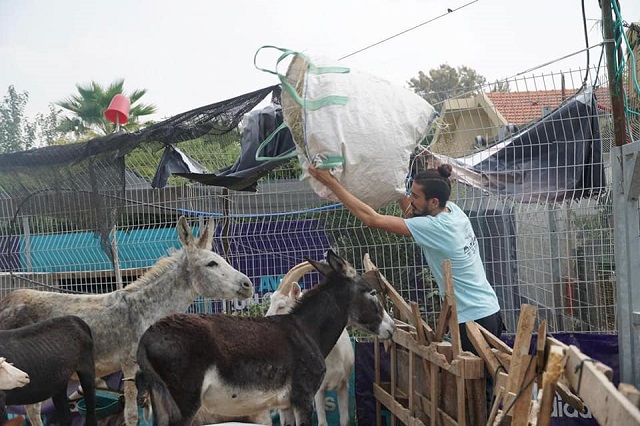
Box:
left=254, top=45, right=350, bottom=111
left=253, top=46, right=348, bottom=167
left=254, top=122, right=298, bottom=162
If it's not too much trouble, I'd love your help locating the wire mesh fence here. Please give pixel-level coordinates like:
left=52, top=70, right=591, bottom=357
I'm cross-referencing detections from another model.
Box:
left=0, top=59, right=632, bottom=336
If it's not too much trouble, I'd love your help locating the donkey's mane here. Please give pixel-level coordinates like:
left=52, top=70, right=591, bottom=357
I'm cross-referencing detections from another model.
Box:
left=289, top=272, right=340, bottom=315
left=123, top=250, right=182, bottom=292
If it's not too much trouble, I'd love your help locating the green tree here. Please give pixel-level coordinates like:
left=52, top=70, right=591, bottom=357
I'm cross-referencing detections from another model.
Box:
left=490, top=79, right=510, bottom=92
left=56, top=79, right=157, bottom=136
left=34, top=104, right=67, bottom=146
left=408, top=64, right=487, bottom=107
left=0, top=85, right=36, bottom=153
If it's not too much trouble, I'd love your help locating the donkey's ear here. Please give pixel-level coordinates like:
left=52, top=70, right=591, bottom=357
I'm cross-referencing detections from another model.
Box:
left=196, top=219, right=214, bottom=249
left=291, top=282, right=302, bottom=299
left=305, top=256, right=333, bottom=276
left=326, top=250, right=357, bottom=278
left=177, top=216, right=194, bottom=246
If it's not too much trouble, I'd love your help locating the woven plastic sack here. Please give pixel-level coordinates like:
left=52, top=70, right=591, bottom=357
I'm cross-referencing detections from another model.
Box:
left=255, top=46, right=436, bottom=210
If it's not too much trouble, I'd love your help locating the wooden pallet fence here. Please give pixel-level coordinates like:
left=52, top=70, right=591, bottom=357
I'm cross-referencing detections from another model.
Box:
left=363, top=255, right=486, bottom=426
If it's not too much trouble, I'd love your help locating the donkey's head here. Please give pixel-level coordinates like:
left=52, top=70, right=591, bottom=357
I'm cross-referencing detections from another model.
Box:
left=177, top=216, right=254, bottom=300
left=307, top=250, right=395, bottom=340
left=0, top=357, right=30, bottom=390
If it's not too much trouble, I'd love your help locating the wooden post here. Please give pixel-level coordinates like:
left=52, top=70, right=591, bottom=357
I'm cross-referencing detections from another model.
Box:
left=503, top=304, right=537, bottom=422
left=442, top=260, right=461, bottom=356
left=537, top=345, right=566, bottom=426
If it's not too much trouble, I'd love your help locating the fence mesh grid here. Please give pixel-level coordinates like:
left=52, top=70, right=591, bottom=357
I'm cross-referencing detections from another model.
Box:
left=1, top=55, right=636, bottom=335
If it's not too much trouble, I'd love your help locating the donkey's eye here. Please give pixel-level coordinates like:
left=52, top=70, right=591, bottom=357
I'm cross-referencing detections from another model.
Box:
left=369, top=289, right=377, bottom=297
left=207, top=260, right=218, bottom=267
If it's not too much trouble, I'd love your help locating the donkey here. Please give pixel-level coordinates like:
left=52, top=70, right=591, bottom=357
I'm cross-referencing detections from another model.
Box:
left=135, top=249, right=395, bottom=426
left=266, top=279, right=354, bottom=426
left=0, top=316, right=96, bottom=426
left=0, top=216, right=254, bottom=426
left=0, top=359, right=29, bottom=391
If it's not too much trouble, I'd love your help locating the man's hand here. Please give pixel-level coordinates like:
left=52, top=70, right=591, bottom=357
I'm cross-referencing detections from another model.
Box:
left=307, top=164, right=337, bottom=187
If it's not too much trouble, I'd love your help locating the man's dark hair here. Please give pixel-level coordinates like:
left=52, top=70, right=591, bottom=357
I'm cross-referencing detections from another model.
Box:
left=412, top=164, right=453, bottom=207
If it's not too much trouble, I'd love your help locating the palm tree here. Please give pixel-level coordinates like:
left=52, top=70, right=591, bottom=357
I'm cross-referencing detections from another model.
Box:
left=56, top=79, right=157, bottom=136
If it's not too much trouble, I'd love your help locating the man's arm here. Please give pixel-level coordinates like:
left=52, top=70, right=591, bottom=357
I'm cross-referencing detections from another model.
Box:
left=307, top=165, right=411, bottom=236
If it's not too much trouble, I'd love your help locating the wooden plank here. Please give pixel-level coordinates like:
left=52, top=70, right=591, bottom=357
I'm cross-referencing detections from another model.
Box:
left=492, top=349, right=511, bottom=373
left=564, top=344, right=640, bottom=425
left=390, top=328, right=484, bottom=379
left=411, top=301, right=434, bottom=345
left=415, top=393, right=459, bottom=426
left=392, top=329, right=452, bottom=372
left=618, top=383, right=640, bottom=408
left=430, top=360, right=439, bottom=426
left=547, top=337, right=613, bottom=381
left=511, top=356, right=536, bottom=426
left=373, top=383, right=427, bottom=426
left=487, top=385, right=504, bottom=426
left=477, top=322, right=513, bottom=355
left=536, top=320, right=548, bottom=384
left=442, top=260, right=461, bottom=357
left=556, top=379, right=585, bottom=413
left=466, top=321, right=502, bottom=379
left=409, top=343, right=415, bottom=419
left=503, top=304, right=537, bottom=418
left=364, top=253, right=434, bottom=339
left=537, top=345, right=567, bottom=426
left=436, top=301, right=452, bottom=341
left=462, top=355, right=487, bottom=424
left=456, top=359, right=466, bottom=426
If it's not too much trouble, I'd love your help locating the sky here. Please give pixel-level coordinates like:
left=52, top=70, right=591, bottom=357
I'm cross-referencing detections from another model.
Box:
left=1, top=0, right=640, bottom=123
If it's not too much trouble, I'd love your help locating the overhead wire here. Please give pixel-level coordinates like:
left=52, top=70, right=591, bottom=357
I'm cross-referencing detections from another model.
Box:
left=337, top=0, right=479, bottom=61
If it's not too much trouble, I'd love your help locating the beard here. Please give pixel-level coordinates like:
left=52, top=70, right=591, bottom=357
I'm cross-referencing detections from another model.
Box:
left=411, top=204, right=430, bottom=217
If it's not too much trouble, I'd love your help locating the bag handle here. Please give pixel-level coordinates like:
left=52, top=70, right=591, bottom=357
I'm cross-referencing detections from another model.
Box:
left=254, top=45, right=350, bottom=111
left=254, top=122, right=298, bottom=162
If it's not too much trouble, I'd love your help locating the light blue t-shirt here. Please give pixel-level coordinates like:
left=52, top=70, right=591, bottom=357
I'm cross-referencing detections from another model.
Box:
left=404, top=201, right=500, bottom=323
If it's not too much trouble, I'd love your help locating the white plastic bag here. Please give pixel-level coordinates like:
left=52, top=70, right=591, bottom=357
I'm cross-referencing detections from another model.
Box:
left=255, top=46, right=436, bottom=209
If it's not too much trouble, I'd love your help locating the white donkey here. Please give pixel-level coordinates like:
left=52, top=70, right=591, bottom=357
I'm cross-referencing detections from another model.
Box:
left=0, top=358, right=29, bottom=390
left=266, top=262, right=355, bottom=426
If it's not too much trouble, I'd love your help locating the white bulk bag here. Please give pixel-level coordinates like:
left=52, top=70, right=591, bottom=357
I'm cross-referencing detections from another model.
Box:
left=255, top=46, right=436, bottom=210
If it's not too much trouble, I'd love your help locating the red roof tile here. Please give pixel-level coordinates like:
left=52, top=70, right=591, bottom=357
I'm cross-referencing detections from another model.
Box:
left=486, top=87, right=610, bottom=126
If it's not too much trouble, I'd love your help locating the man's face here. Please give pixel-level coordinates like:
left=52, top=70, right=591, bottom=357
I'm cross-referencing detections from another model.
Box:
left=409, top=183, right=439, bottom=217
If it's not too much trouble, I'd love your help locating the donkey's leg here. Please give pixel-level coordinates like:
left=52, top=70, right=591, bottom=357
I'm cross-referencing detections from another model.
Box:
left=293, top=404, right=314, bottom=426
left=279, top=408, right=295, bottom=426
left=25, top=402, right=43, bottom=426
left=122, top=362, right=140, bottom=426
left=50, top=386, right=72, bottom=426
left=77, top=369, right=97, bottom=426
left=336, top=381, right=350, bottom=426
left=314, top=388, right=328, bottom=426
left=0, top=391, right=9, bottom=424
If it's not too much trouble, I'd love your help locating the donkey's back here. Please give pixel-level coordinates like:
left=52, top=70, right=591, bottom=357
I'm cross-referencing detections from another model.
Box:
left=0, top=315, right=97, bottom=426
left=137, top=313, right=316, bottom=424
